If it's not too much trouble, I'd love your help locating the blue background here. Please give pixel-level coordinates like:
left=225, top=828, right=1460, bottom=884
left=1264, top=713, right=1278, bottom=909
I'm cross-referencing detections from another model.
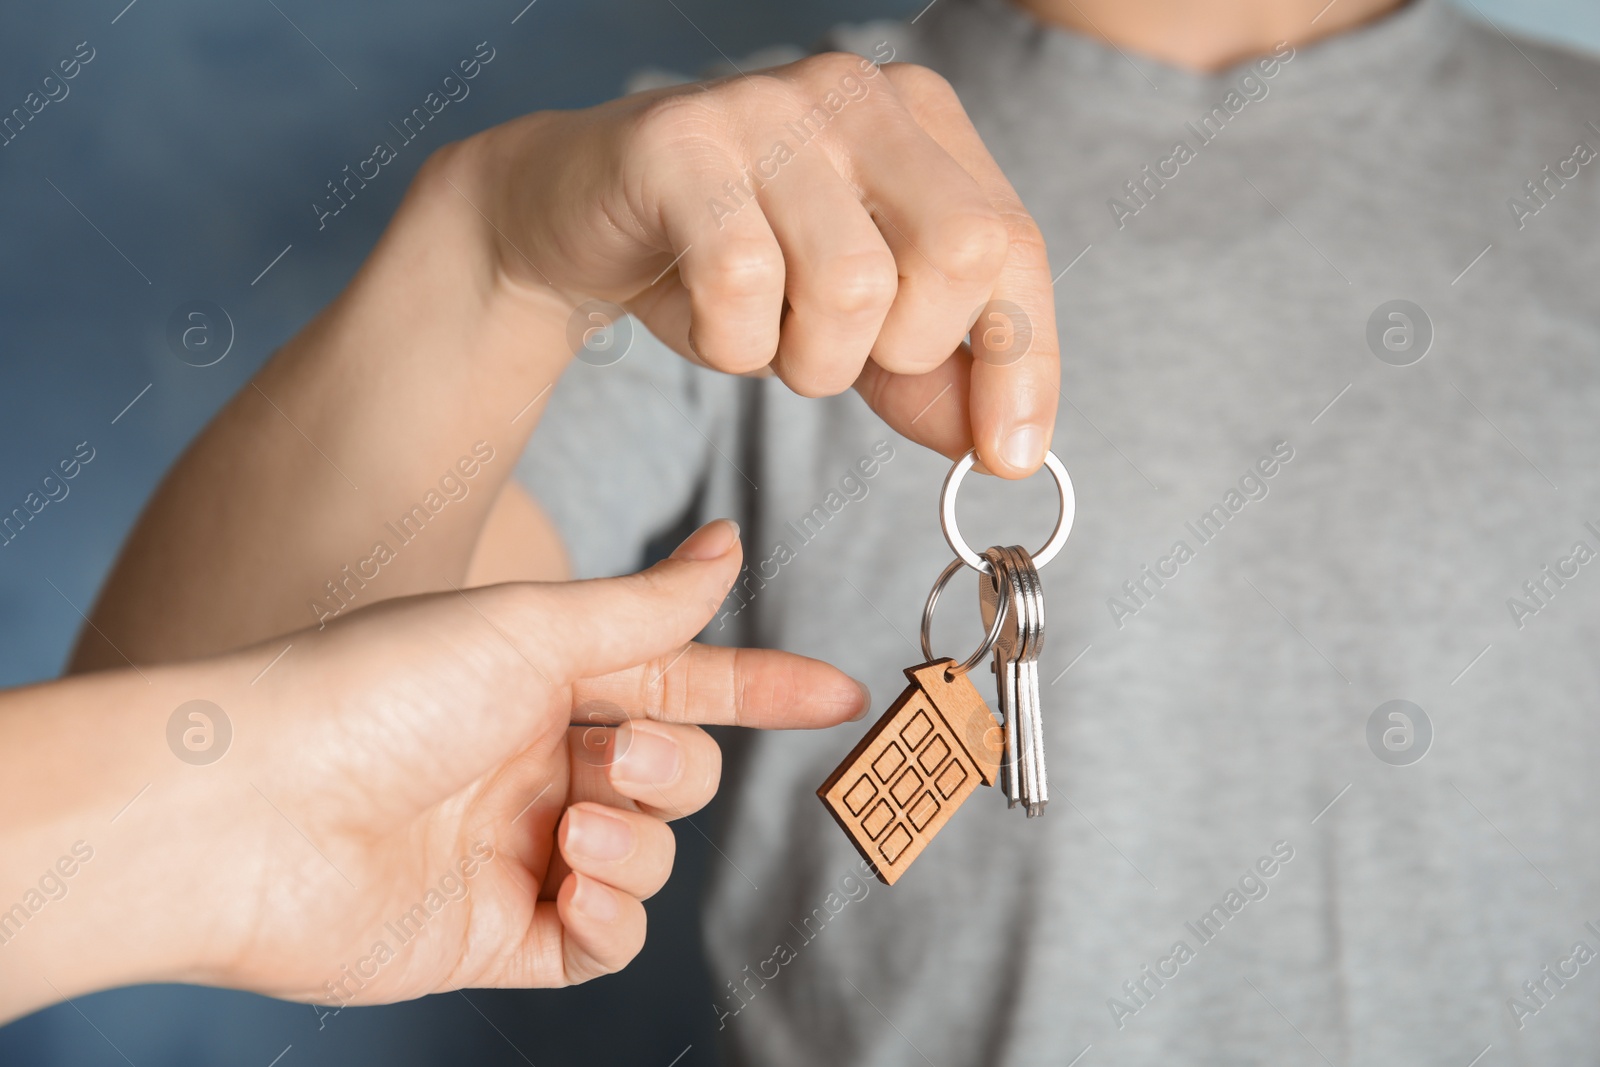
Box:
left=1, top=1, right=1595, bottom=1063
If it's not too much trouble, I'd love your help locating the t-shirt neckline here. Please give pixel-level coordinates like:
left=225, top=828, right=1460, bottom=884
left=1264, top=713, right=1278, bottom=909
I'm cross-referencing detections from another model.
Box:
left=921, top=0, right=1462, bottom=111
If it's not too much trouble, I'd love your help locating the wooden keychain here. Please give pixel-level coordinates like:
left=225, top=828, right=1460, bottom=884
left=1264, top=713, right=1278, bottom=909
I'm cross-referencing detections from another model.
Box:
left=817, top=558, right=1009, bottom=885
left=818, top=448, right=1076, bottom=885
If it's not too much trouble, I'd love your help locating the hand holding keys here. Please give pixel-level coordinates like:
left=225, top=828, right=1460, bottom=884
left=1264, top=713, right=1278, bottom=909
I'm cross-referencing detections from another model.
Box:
left=819, top=449, right=1074, bottom=883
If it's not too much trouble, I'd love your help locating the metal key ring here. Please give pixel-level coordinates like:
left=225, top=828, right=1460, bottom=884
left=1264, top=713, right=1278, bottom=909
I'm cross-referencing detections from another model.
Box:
left=939, top=448, right=1075, bottom=573
left=921, top=556, right=1010, bottom=676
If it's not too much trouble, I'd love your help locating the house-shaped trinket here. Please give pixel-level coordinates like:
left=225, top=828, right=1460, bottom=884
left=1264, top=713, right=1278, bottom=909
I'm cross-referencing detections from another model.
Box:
left=818, top=660, right=1004, bottom=885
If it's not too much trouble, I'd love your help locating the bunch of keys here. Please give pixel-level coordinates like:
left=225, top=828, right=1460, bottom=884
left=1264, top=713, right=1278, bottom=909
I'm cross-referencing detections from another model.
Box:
left=980, top=545, right=1049, bottom=816
left=819, top=449, right=1075, bottom=883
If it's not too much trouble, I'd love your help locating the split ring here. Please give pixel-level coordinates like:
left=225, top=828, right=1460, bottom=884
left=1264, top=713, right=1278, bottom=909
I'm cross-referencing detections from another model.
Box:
left=921, top=556, right=1010, bottom=676
left=939, top=449, right=1074, bottom=573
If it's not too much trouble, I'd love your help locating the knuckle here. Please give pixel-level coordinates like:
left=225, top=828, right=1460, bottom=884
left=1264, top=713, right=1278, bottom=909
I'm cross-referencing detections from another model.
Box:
left=726, top=646, right=813, bottom=726
left=642, top=825, right=678, bottom=895
left=629, top=92, right=725, bottom=158
left=701, top=734, right=723, bottom=799
left=727, top=647, right=754, bottom=729
left=662, top=826, right=678, bottom=870
left=722, top=70, right=805, bottom=114
left=926, top=210, right=1009, bottom=285
left=884, top=62, right=959, bottom=108
left=870, top=344, right=944, bottom=375
left=415, top=136, right=473, bottom=194
left=778, top=366, right=854, bottom=400
left=795, top=50, right=871, bottom=86
left=622, top=564, right=677, bottom=615
left=570, top=940, right=630, bottom=984
left=480, top=584, right=568, bottom=690
left=700, top=345, right=775, bottom=376
left=1001, top=212, right=1050, bottom=265
left=808, top=250, right=898, bottom=319
left=770, top=53, right=881, bottom=125
left=672, top=722, right=720, bottom=798
left=644, top=667, right=668, bottom=720
left=696, top=241, right=785, bottom=303
left=645, top=650, right=687, bottom=721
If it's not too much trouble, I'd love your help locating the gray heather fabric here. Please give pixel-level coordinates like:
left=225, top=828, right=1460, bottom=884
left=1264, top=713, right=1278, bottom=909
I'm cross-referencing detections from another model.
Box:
left=517, top=2, right=1600, bottom=1062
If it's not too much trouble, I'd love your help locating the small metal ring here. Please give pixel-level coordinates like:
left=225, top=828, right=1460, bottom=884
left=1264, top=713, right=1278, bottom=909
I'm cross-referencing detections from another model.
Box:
left=921, top=556, right=1010, bottom=676
left=939, top=448, right=1075, bottom=572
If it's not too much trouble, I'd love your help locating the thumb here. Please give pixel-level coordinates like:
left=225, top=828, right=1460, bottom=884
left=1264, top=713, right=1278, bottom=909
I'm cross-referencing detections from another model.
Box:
left=534, top=519, right=744, bottom=683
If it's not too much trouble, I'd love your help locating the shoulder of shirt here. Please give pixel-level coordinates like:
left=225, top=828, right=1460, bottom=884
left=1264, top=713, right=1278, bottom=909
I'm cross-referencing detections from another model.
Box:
left=1445, top=6, right=1600, bottom=110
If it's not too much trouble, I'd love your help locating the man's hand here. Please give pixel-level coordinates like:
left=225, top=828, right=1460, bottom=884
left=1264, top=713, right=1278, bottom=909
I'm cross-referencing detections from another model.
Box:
left=463, top=53, right=1060, bottom=476
left=71, top=53, right=1056, bottom=674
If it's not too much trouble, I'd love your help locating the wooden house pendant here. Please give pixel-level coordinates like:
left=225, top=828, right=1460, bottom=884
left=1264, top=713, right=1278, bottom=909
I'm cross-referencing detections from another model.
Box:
left=818, top=660, right=1005, bottom=885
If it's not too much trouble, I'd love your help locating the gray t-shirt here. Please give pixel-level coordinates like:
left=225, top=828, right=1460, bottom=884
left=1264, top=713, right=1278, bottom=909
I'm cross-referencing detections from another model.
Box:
left=518, top=1, right=1600, bottom=1062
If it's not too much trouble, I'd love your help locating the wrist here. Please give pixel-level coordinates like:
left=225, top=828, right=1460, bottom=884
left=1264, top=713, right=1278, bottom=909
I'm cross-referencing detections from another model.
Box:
left=0, top=662, right=247, bottom=1020
left=274, top=125, right=580, bottom=437
left=412, top=124, right=580, bottom=384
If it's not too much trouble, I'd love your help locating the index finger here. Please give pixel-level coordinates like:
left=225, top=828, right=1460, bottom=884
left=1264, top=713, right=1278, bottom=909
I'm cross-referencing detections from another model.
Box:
left=879, top=62, right=1060, bottom=478
left=571, top=643, right=872, bottom=730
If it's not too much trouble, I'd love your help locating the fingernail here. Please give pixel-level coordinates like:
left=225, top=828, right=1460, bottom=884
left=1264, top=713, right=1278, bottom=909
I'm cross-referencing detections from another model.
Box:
left=821, top=677, right=872, bottom=722
left=849, top=679, right=873, bottom=721
left=566, top=807, right=636, bottom=863
left=670, top=519, right=740, bottom=561
left=1001, top=426, right=1044, bottom=473
left=572, top=874, right=620, bottom=922
left=611, top=723, right=682, bottom=786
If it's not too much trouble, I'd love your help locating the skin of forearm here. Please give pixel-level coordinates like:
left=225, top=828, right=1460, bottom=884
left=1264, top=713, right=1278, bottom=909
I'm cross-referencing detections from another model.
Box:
left=0, top=665, right=243, bottom=1022
left=72, top=133, right=574, bottom=671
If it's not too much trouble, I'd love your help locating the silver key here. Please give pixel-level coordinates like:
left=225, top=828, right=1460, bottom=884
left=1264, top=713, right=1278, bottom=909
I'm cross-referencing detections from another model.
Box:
left=981, top=545, right=1051, bottom=815
left=999, top=547, right=1039, bottom=811
left=994, top=547, right=1037, bottom=815
left=979, top=546, right=1022, bottom=808
left=982, top=546, right=1042, bottom=812
left=1005, top=545, right=1048, bottom=816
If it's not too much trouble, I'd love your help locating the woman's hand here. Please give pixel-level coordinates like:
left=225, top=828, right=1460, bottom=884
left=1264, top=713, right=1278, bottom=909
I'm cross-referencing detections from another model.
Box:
left=1, top=521, right=867, bottom=1021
